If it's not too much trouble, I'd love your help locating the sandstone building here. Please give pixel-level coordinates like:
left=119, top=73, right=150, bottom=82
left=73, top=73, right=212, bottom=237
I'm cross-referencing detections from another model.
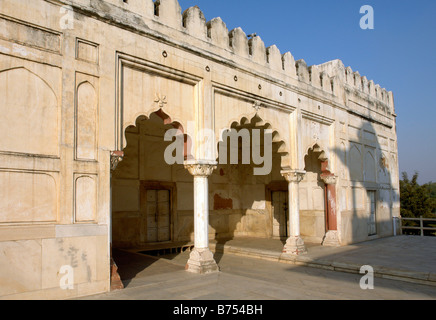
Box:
left=0, top=0, right=400, bottom=299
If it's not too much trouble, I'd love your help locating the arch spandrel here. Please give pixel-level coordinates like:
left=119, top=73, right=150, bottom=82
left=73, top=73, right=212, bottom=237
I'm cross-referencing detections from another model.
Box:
left=120, top=63, right=197, bottom=151
left=299, top=114, right=335, bottom=172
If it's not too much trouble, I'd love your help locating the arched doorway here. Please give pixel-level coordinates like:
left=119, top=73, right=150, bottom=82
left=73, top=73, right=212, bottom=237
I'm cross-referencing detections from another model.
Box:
left=110, top=110, right=196, bottom=287
left=301, top=144, right=339, bottom=246
left=111, top=111, right=193, bottom=248
left=210, top=114, right=289, bottom=246
left=300, top=145, right=326, bottom=243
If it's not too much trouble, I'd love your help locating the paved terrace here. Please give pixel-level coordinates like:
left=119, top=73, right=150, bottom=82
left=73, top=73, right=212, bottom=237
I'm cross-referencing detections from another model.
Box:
left=81, top=236, right=436, bottom=300
left=209, top=235, right=436, bottom=286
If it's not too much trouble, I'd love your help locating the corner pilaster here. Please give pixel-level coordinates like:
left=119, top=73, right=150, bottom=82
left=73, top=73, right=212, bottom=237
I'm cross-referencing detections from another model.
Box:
left=320, top=173, right=340, bottom=247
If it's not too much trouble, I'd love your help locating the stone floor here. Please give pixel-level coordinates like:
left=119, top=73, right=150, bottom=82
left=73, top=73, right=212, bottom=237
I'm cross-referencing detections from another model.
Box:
left=209, top=235, right=436, bottom=285
left=79, top=235, right=436, bottom=300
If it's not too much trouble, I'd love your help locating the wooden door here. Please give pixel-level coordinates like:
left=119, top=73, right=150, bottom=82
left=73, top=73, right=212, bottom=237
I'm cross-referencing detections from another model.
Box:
left=146, top=189, right=171, bottom=243
left=272, top=191, right=289, bottom=239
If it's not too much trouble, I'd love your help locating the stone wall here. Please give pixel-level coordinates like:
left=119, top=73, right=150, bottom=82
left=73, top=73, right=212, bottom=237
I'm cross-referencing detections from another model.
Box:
left=0, top=0, right=400, bottom=298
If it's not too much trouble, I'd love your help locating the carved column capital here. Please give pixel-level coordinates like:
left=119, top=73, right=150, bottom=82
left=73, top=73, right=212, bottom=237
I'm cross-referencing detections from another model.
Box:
left=110, top=151, right=124, bottom=171
left=321, top=174, right=337, bottom=185
left=281, top=169, right=306, bottom=183
left=184, top=161, right=217, bottom=177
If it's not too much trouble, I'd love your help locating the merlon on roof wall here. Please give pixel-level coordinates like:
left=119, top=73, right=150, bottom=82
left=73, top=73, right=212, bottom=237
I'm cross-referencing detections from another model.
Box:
left=81, top=0, right=394, bottom=114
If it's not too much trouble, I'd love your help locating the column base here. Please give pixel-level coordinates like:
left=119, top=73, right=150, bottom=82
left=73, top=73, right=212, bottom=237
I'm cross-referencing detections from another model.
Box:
left=185, top=248, right=219, bottom=274
left=322, top=230, right=341, bottom=247
left=110, top=257, right=124, bottom=291
left=281, top=236, right=307, bottom=256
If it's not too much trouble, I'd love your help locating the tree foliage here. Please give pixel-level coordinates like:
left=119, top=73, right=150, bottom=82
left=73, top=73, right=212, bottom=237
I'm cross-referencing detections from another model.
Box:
left=400, top=172, right=434, bottom=218
left=423, top=182, right=436, bottom=215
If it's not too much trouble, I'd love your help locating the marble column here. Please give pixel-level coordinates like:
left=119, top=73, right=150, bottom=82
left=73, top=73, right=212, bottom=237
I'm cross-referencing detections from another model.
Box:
left=184, top=162, right=219, bottom=274
left=321, top=174, right=340, bottom=246
left=280, top=169, right=307, bottom=256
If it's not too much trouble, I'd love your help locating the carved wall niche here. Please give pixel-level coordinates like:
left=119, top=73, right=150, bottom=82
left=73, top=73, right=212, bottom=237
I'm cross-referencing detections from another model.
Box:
left=74, top=174, right=97, bottom=223
left=0, top=67, right=59, bottom=156
left=0, top=170, right=58, bottom=224
left=75, top=72, right=99, bottom=161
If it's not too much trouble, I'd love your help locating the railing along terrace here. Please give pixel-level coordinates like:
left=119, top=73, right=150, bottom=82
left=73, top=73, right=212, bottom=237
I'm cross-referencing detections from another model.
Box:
left=400, top=217, right=436, bottom=237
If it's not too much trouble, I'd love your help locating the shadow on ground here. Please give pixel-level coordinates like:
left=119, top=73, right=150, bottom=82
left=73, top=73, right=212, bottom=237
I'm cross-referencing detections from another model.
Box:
left=113, top=248, right=185, bottom=287
left=113, top=235, right=436, bottom=295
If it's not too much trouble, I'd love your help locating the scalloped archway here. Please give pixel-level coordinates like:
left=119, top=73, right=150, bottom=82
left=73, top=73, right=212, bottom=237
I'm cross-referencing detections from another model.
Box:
left=122, top=109, right=193, bottom=161
left=216, top=113, right=290, bottom=170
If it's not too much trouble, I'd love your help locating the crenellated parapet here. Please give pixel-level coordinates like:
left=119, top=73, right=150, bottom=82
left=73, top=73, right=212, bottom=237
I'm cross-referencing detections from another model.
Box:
left=72, top=0, right=394, bottom=120
left=315, top=59, right=395, bottom=122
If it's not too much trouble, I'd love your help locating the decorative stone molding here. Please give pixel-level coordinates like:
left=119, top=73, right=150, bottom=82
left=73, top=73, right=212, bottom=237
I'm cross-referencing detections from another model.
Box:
left=184, top=162, right=217, bottom=177
left=311, top=121, right=321, bottom=143
left=110, top=151, right=124, bottom=171
left=253, top=100, right=262, bottom=112
left=380, top=155, right=389, bottom=170
left=321, top=174, right=337, bottom=185
left=154, top=93, right=167, bottom=108
left=281, top=169, right=306, bottom=183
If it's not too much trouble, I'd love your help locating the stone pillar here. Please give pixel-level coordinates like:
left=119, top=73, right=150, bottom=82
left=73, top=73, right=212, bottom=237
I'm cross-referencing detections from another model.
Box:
left=281, top=169, right=307, bottom=255
left=184, top=162, right=219, bottom=274
left=321, top=174, right=340, bottom=246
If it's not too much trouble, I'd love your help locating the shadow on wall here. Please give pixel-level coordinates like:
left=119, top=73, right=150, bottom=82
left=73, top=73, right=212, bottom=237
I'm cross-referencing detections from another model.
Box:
left=111, top=111, right=194, bottom=285
left=331, top=120, right=400, bottom=244
left=210, top=116, right=288, bottom=264
left=301, top=146, right=328, bottom=243
left=111, top=112, right=288, bottom=282
left=111, top=112, right=400, bottom=286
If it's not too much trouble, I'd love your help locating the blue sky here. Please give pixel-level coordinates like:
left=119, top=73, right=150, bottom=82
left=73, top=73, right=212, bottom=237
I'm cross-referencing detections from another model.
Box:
left=179, top=0, right=436, bottom=184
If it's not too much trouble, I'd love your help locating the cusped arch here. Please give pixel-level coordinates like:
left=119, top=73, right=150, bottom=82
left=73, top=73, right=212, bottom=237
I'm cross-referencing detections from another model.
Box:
left=216, top=113, right=290, bottom=169
left=305, top=143, right=329, bottom=162
left=122, top=108, right=193, bottom=160
left=304, top=142, right=334, bottom=175
left=123, top=107, right=186, bottom=145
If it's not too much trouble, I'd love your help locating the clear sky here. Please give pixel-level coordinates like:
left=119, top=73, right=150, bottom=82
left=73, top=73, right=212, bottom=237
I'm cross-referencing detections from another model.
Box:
left=178, top=0, right=436, bottom=184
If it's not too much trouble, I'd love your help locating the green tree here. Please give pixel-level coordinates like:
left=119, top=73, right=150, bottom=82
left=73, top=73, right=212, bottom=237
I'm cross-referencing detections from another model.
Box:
left=400, top=172, right=433, bottom=219
left=423, top=182, right=436, bottom=215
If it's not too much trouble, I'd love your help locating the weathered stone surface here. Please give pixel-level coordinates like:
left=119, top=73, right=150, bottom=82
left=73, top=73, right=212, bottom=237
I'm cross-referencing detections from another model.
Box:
left=0, top=0, right=399, bottom=299
left=185, top=248, right=219, bottom=274
left=110, top=258, right=124, bottom=291
left=322, top=230, right=341, bottom=247
left=281, top=236, right=307, bottom=256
